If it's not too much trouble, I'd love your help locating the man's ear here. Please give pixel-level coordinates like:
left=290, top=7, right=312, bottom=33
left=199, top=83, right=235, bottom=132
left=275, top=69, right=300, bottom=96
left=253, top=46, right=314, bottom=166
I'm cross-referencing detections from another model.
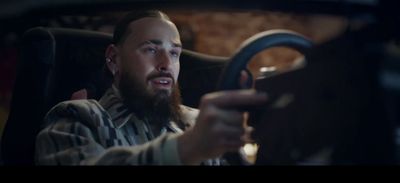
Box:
left=105, top=44, right=119, bottom=75
left=70, top=89, right=88, bottom=100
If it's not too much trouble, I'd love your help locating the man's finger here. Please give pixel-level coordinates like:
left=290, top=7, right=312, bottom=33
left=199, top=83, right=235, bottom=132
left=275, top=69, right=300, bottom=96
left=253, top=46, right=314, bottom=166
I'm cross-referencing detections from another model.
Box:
left=203, top=89, right=267, bottom=108
left=213, top=109, right=244, bottom=127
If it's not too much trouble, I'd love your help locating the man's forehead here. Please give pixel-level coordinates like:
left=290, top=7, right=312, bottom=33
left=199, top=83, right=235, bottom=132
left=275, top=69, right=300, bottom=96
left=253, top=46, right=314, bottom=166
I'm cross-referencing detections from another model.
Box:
left=124, top=17, right=181, bottom=45
left=142, top=40, right=182, bottom=48
left=127, top=17, right=181, bottom=45
left=128, top=18, right=179, bottom=35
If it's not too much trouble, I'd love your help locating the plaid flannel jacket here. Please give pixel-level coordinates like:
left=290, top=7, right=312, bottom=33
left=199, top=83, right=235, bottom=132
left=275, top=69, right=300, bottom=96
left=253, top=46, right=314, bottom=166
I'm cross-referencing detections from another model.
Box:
left=35, top=86, right=223, bottom=165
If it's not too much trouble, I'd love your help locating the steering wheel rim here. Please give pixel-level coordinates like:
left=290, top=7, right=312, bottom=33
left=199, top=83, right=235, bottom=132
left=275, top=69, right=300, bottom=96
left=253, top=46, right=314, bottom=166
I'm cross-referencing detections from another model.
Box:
left=218, top=29, right=313, bottom=165
left=218, top=29, right=313, bottom=90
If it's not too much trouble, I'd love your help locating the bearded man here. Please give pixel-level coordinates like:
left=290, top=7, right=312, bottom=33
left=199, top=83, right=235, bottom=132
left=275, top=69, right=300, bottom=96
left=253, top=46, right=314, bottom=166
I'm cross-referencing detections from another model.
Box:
left=35, top=10, right=267, bottom=165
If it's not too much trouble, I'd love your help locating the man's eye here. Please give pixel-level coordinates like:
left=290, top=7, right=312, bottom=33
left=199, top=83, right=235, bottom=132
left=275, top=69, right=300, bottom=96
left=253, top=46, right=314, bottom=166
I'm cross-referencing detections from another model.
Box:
left=145, top=48, right=157, bottom=54
left=170, top=51, right=180, bottom=57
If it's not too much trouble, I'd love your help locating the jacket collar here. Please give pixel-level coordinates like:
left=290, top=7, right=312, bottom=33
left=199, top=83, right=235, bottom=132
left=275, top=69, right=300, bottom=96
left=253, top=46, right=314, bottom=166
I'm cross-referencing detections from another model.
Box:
left=99, top=85, right=132, bottom=129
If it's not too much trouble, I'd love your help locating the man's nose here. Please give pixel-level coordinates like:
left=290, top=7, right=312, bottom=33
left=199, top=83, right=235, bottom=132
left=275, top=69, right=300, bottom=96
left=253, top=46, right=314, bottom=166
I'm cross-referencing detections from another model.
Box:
left=156, top=50, right=172, bottom=71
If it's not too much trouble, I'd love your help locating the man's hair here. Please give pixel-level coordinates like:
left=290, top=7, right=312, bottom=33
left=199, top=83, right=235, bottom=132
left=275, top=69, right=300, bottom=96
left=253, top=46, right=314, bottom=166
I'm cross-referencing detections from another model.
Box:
left=113, top=10, right=171, bottom=45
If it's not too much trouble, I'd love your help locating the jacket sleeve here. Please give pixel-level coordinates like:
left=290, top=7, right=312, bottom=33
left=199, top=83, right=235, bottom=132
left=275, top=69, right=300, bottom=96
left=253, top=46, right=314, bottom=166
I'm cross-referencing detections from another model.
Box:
left=35, top=100, right=182, bottom=165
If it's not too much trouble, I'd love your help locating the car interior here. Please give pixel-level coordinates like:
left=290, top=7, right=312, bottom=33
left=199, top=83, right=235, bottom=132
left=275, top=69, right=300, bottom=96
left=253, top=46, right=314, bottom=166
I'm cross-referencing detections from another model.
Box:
left=0, top=0, right=399, bottom=165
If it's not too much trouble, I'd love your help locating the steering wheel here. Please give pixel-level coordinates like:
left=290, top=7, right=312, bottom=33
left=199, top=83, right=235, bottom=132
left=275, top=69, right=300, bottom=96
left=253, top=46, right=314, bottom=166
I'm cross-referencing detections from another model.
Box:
left=217, top=29, right=313, bottom=165
left=218, top=29, right=313, bottom=90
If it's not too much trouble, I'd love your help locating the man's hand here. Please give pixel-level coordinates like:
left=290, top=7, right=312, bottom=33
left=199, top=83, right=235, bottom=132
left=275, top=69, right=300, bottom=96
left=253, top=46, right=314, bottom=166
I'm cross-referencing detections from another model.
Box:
left=178, top=89, right=267, bottom=165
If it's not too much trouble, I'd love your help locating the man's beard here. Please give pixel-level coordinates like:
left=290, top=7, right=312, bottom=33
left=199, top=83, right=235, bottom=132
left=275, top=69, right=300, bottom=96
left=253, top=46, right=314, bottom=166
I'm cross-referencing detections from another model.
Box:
left=118, top=70, right=182, bottom=129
